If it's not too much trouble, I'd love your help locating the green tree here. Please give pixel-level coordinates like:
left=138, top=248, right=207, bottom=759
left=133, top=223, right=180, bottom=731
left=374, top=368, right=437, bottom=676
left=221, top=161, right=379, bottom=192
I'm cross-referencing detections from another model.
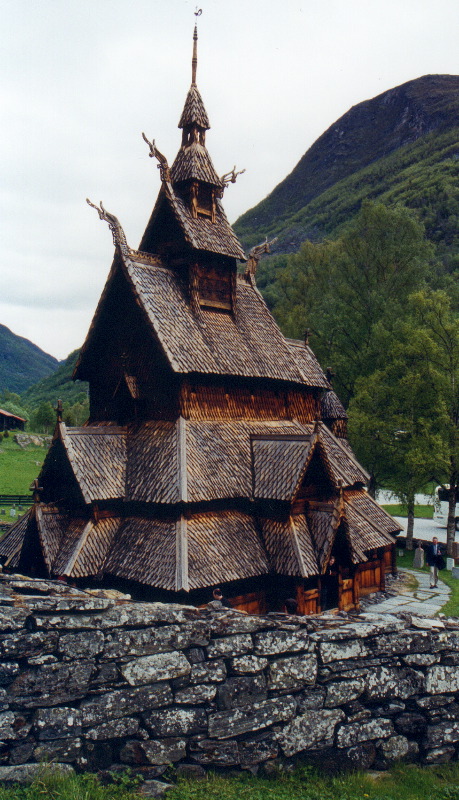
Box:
left=349, top=354, right=443, bottom=548
left=273, top=202, right=434, bottom=403
left=349, top=288, right=459, bottom=555
left=31, top=401, right=56, bottom=434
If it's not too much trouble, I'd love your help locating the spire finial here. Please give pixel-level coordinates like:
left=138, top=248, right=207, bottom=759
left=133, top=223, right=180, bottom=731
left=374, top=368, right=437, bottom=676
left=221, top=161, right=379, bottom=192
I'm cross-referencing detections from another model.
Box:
left=192, top=8, right=202, bottom=85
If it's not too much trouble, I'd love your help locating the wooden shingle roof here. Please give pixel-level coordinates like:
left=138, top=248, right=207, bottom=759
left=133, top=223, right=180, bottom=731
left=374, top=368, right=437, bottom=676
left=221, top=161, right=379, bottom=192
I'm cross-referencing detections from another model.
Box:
left=318, top=424, right=369, bottom=486
left=285, top=339, right=330, bottom=388
left=46, top=419, right=372, bottom=510
left=252, top=436, right=314, bottom=501
left=0, top=511, right=30, bottom=568
left=260, top=516, right=317, bottom=578
left=321, top=390, right=348, bottom=421
left=171, top=142, right=222, bottom=186
left=178, top=84, right=210, bottom=130
left=125, top=258, right=324, bottom=383
left=0, top=492, right=398, bottom=589
left=186, top=510, right=269, bottom=590
left=103, top=517, right=177, bottom=590
left=61, top=426, right=127, bottom=504
left=148, top=184, right=245, bottom=259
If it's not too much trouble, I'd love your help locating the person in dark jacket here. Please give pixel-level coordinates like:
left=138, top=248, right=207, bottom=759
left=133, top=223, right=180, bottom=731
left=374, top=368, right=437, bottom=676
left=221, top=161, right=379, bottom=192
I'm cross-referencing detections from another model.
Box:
left=426, top=537, right=443, bottom=588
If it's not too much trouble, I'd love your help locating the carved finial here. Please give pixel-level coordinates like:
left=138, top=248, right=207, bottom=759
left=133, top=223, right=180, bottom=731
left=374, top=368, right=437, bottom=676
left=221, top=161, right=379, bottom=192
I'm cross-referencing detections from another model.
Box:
left=244, top=237, right=278, bottom=282
left=221, top=166, right=246, bottom=189
left=141, top=133, right=171, bottom=183
left=29, top=478, right=43, bottom=504
left=55, top=399, right=63, bottom=423
left=86, top=198, right=130, bottom=254
left=304, top=329, right=311, bottom=346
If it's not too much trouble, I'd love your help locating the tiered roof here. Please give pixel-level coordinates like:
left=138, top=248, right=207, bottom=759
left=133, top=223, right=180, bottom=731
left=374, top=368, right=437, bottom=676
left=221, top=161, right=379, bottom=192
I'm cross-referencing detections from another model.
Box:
left=0, top=23, right=400, bottom=598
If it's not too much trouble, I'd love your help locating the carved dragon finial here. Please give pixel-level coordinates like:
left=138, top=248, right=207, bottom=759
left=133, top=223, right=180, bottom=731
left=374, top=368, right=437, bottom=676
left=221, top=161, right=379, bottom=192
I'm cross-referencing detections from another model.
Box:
left=244, top=236, right=278, bottom=283
left=142, top=132, right=171, bottom=183
left=86, top=199, right=130, bottom=255
left=221, top=166, right=246, bottom=189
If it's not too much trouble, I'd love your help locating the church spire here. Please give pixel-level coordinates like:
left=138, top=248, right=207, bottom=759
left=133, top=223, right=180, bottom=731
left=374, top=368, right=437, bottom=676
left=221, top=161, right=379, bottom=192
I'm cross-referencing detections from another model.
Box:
left=192, top=23, right=198, bottom=85
left=177, top=20, right=210, bottom=134
left=172, top=18, right=221, bottom=189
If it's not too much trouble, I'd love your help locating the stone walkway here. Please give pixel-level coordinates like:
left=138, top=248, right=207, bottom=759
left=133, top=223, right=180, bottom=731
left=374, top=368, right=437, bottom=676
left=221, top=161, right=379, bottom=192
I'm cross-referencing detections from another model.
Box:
left=369, top=568, right=450, bottom=617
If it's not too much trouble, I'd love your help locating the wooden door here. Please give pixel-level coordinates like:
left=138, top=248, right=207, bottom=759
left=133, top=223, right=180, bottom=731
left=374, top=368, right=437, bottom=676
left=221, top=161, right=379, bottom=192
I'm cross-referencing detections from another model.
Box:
left=296, top=585, right=320, bottom=615
left=339, top=576, right=355, bottom=611
left=229, top=590, right=267, bottom=615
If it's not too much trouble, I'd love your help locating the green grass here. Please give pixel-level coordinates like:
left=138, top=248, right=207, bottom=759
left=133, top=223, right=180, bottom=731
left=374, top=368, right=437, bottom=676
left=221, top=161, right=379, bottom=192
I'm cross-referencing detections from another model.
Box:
left=5, top=763, right=459, bottom=800
left=382, top=504, right=434, bottom=519
left=396, top=550, right=459, bottom=617
left=167, top=764, right=459, bottom=800
left=0, top=768, right=141, bottom=800
left=0, top=435, right=47, bottom=495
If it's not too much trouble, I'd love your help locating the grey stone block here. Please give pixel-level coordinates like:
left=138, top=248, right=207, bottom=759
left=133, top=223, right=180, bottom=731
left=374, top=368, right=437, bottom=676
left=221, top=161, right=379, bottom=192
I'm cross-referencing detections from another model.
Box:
left=80, top=684, right=172, bottom=726
left=85, top=717, right=140, bottom=740
left=58, top=630, right=104, bottom=660
left=231, top=655, right=268, bottom=674
left=267, top=654, right=317, bottom=691
left=208, top=697, right=296, bottom=740
left=324, top=678, right=365, bottom=707
left=34, top=737, right=82, bottom=762
left=336, top=718, right=394, bottom=748
left=426, top=665, right=459, bottom=694
left=206, top=634, right=253, bottom=659
left=189, top=659, right=226, bottom=685
left=7, top=660, right=94, bottom=707
left=104, top=622, right=209, bottom=659
left=121, top=652, right=191, bottom=686
left=189, top=738, right=240, bottom=766
left=253, top=629, right=311, bottom=656
left=143, top=707, right=207, bottom=736
left=34, top=707, right=82, bottom=740
left=120, top=738, right=186, bottom=766
left=216, top=675, right=266, bottom=710
left=278, top=709, right=345, bottom=757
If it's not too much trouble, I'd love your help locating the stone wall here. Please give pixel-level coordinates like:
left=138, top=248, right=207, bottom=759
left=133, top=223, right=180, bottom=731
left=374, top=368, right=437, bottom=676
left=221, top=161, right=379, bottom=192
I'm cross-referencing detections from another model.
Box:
left=1, top=573, right=459, bottom=781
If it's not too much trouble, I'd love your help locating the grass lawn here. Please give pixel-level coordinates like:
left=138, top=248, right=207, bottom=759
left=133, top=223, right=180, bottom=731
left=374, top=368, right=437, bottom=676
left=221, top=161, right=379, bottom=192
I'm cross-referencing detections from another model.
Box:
left=3, top=762, right=459, bottom=800
left=396, top=549, right=459, bottom=617
left=0, top=435, right=47, bottom=495
left=382, top=503, right=434, bottom=519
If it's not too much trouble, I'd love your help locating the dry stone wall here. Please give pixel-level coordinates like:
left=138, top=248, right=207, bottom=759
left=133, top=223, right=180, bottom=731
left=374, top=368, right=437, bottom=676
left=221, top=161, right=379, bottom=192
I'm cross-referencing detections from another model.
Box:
left=1, top=573, right=459, bottom=781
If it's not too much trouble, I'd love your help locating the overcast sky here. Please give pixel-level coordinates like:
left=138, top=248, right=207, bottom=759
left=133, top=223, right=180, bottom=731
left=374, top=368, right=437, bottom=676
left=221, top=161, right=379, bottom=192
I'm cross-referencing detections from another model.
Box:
left=1, top=0, right=458, bottom=362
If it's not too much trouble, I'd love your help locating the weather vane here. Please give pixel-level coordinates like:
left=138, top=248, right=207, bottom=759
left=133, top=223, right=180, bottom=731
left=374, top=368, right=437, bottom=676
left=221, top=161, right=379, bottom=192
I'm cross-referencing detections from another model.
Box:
left=195, top=7, right=202, bottom=17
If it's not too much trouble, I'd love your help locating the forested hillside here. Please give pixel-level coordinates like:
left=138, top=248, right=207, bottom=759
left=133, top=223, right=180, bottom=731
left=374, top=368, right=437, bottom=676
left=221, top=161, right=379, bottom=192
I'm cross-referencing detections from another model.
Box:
left=0, top=350, right=88, bottom=433
left=0, top=324, right=59, bottom=394
left=234, top=75, right=459, bottom=259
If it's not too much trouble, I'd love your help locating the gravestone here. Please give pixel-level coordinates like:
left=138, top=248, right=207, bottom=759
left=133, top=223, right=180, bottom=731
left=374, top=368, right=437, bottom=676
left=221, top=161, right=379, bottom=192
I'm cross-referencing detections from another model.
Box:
left=413, top=546, right=424, bottom=569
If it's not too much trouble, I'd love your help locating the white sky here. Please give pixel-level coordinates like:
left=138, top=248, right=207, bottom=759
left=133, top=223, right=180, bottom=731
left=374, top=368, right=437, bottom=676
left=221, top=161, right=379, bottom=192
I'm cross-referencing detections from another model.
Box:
left=1, top=0, right=458, bottom=362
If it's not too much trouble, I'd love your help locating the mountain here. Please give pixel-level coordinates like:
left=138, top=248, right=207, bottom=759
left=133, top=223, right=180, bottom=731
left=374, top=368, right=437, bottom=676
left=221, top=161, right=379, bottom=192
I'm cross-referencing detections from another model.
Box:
left=0, top=324, right=59, bottom=394
left=21, top=349, right=88, bottom=409
left=234, top=75, right=459, bottom=262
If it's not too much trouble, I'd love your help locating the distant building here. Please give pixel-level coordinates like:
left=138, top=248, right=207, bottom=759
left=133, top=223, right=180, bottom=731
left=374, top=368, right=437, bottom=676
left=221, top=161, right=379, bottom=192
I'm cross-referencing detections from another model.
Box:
left=0, top=409, right=26, bottom=432
left=0, top=25, right=400, bottom=612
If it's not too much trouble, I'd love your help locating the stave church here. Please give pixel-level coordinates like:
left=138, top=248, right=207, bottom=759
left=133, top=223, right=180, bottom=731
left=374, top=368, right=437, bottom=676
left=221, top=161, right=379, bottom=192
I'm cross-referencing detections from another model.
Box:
left=0, top=24, right=400, bottom=614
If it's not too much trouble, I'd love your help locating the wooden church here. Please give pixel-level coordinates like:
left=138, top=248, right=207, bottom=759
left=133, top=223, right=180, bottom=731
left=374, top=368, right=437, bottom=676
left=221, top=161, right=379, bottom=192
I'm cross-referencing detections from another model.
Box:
left=0, top=26, right=400, bottom=614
